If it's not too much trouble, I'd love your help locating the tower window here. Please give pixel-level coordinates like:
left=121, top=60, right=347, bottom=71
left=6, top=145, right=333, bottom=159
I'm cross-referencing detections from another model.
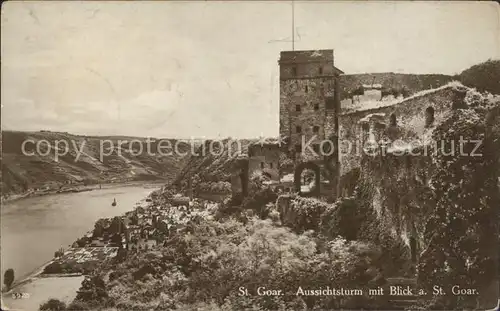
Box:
left=296, top=125, right=302, bottom=133
left=305, top=85, right=308, bottom=93
left=295, top=105, right=301, bottom=112
left=270, top=162, right=273, bottom=169
left=260, top=162, right=264, bottom=169
left=314, top=103, right=319, bottom=111
left=319, top=67, right=323, bottom=75
left=313, top=126, right=320, bottom=133
left=292, top=66, right=297, bottom=76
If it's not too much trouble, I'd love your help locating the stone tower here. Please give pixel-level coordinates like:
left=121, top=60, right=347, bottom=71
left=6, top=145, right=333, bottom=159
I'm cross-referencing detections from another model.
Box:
left=278, top=50, right=343, bottom=197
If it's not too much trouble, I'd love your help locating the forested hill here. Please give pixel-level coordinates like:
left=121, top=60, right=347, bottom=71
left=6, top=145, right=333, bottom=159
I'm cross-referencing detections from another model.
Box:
left=458, top=59, right=500, bottom=95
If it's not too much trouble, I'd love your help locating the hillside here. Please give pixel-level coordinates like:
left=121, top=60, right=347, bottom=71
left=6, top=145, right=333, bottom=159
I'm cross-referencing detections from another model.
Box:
left=458, top=59, right=500, bottom=95
left=1, top=131, right=190, bottom=198
left=171, top=138, right=256, bottom=192
left=339, top=72, right=454, bottom=99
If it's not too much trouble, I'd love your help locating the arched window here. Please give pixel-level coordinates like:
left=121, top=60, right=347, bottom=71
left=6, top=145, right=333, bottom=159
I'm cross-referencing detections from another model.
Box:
left=390, top=113, right=397, bottom=127
left=425, top=107, right=435, bottom=127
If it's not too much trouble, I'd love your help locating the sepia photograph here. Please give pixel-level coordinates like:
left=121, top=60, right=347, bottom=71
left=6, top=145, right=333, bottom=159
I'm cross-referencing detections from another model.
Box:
left=1, top=1, right=499, bottom=310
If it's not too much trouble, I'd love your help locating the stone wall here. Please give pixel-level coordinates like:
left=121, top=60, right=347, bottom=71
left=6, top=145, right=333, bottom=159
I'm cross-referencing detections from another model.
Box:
left=360, top=147, right=434, bottom=259
left=339, top=83, right=468, bottom=176
left=279, top=50, right=336, bottom=79
left=280, top=77, right=337, bottom=161
left=349, top=83, right=480, bottom=257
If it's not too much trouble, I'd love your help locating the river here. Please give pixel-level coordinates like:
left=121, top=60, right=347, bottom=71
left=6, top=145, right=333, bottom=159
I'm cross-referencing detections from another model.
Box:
left=0, top=184, right=159, bottom=287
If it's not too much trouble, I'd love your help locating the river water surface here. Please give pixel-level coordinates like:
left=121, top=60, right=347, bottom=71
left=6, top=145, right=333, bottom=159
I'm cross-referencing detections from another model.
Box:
left=1, top=184, right=159, bottom=287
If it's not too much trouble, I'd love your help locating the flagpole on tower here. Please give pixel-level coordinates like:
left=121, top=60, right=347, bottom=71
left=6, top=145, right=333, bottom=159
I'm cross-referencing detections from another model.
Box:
left=292, top=0, right=295, bottom=51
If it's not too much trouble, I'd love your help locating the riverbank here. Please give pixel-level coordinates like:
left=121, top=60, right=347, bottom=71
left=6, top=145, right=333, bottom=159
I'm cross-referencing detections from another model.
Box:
left=1, top=179, right=166, bottom=204
left=2, top=275, right=85, bottom=311
left=1, top=183, right=162, bottom=308
left=1, top=259, right=54, bottom=295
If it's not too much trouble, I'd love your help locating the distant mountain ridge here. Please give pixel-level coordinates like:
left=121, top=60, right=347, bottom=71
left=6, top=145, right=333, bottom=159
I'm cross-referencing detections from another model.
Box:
left=1, top=131, right=190, bottom=198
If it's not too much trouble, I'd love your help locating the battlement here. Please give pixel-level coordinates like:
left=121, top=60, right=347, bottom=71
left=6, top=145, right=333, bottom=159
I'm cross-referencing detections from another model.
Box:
left=279, top=50, right=334, bottom=64
left=279, top=50, right=343, bottom=80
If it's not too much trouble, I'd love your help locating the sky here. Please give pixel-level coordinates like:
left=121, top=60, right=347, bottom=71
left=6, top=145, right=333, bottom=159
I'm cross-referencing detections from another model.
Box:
left=1, top=1, right=499, bottom=139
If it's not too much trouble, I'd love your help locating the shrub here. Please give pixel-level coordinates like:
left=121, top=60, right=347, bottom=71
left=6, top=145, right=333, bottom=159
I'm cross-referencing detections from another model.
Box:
left=66, top=301, right=91, bottom=310
left=39, top=299, right=66, bottom=311
left=3, top=268, right=14, bottom=290
left=43, top=262, right=63, bottom=274
left=320, top=197, right=361, bottom=240
left=285, top=196, right=329, bottom=233
left=241, top=188, right=278, bottom=219
left=74, top=275, right=108, bottom=303
left=133, top=264, right=156, bottom=281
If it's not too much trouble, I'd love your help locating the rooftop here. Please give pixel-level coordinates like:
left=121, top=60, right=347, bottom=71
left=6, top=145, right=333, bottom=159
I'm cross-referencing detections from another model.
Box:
left=279, top=49, right=344, bottom=74
left=280, top=50, right=333, bottom=63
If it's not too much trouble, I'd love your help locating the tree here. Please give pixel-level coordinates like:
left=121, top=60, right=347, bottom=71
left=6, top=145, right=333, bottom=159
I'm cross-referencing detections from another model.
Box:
left=75, top=275, right=108, bottom=303
left=54, top=247, right=64, bottom=258
left=3, top=268, right=14, bottom=290
left=92, top=220, right=105, bottom=238
left=39, top=298, right=67, bottom=311
left=110, top=233, right=122, bottom=248
left=129, top=213, right=139, bottom=226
